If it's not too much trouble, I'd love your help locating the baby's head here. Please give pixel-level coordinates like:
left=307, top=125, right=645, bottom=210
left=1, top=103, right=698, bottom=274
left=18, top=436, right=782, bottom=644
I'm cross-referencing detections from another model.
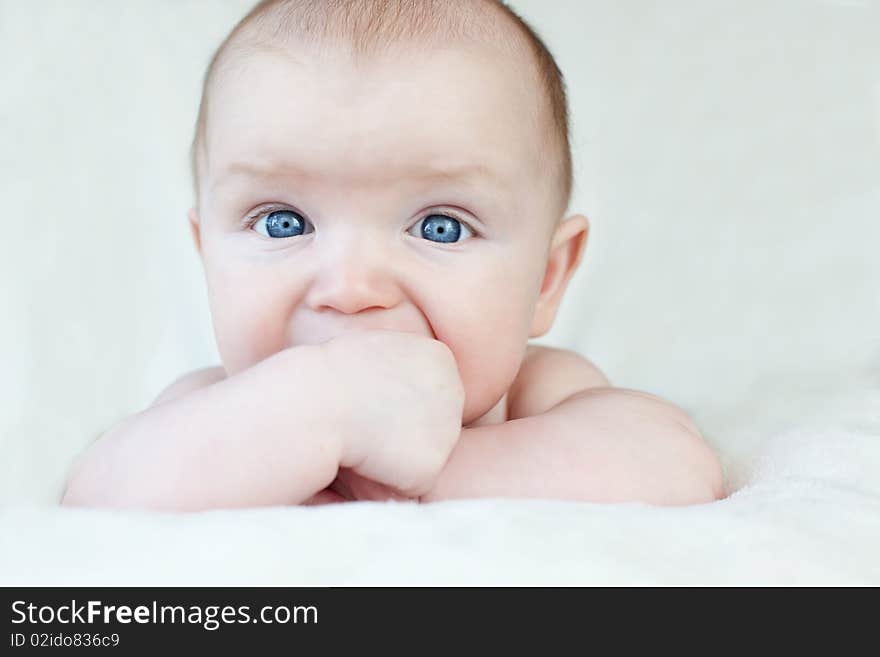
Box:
left=188, top=0, right=588, bottom=425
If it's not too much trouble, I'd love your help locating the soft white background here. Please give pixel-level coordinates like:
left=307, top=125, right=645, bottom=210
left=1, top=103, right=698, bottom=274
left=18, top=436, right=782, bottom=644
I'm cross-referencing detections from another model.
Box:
left=1, top=0, right=878, bottom=526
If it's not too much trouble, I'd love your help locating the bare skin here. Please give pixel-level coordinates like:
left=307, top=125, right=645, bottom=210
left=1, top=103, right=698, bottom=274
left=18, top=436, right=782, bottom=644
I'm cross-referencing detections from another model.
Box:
left=62, top=38, right=724, bottom=510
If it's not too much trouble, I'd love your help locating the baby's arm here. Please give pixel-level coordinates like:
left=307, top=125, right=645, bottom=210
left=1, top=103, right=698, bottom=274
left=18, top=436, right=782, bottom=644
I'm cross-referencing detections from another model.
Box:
left=63, top=330, right=463, bottom=511
left=423, top=388, right=724, bottom=506
left=62, top=346, right=343, bottom=511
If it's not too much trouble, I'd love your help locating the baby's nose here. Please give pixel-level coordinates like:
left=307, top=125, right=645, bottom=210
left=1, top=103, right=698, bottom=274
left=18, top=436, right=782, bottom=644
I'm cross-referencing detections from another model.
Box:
left=304, top=235, right=403, bottom=315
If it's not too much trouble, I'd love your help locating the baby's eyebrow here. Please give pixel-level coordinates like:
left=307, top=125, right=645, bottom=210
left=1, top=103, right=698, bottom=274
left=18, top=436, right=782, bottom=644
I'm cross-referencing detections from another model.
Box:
left=210, top=159, right=504, bottom=194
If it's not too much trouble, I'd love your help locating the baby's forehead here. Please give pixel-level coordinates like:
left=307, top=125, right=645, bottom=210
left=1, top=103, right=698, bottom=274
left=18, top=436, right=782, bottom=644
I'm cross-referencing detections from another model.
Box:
left=213, top=28, right=533, bottom=100
left=207, top=45, right=540, bottom=173
left=216, top=53, right=512, bottom=154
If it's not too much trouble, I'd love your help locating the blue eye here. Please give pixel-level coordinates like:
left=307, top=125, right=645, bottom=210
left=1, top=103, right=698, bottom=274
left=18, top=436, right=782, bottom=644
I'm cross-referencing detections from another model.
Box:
left=253, top=210, right=309, bottom=238
left=414, top=214, right=474, bottom=244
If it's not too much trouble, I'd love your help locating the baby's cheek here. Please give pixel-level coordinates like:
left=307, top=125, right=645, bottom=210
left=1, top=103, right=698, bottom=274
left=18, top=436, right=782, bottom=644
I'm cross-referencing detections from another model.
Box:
left=430, top=283, right=534, bottom=423
left=449, top=331, right=527, bottom=425
left=209, top=280, right=293, bottom=374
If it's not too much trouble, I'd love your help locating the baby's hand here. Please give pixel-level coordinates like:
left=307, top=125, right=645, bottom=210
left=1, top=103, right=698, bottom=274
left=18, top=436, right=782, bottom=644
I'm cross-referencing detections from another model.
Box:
left=318, top=330, right=465, bottom=498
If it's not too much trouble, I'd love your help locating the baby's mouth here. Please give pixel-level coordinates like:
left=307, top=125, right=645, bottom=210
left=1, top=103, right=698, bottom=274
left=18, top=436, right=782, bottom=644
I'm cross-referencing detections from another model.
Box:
left=341, top=326, right=424, bottom=339
left=293, top=309, right=437, bottom=344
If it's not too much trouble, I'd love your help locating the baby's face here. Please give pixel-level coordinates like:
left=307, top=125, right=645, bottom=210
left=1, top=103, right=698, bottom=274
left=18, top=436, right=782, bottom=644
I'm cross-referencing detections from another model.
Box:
left=193, top=43, right=562, bottom=425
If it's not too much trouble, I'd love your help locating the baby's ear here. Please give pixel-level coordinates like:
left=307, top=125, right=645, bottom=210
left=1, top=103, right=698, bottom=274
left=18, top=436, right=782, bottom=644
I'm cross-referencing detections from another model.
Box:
left=187, top=207, right=203, bottom=255
left=530, top=214, right=589, bottom=338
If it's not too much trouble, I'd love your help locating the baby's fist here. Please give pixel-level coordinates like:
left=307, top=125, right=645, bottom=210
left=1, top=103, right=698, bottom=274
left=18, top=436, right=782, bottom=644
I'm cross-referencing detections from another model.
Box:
left=318, top=329, right=465, bottom=497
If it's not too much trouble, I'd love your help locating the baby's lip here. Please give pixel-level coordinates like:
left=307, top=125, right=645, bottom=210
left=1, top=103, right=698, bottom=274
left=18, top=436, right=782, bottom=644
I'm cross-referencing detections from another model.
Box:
left=313, top=326, right=426, bottom=344
left=295, top=310, right=436, bottom=344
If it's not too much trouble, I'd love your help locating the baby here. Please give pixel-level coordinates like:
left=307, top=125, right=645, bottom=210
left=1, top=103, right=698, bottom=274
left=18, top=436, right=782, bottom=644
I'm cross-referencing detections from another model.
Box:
left=62, top=0, right=724, bottom=510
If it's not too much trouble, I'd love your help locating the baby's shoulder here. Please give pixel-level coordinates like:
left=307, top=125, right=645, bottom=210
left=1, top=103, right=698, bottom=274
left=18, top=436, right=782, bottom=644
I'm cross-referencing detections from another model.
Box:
left=151, top=366, right=227, bottom=406
left=507, top=345, right=610, bottom=420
